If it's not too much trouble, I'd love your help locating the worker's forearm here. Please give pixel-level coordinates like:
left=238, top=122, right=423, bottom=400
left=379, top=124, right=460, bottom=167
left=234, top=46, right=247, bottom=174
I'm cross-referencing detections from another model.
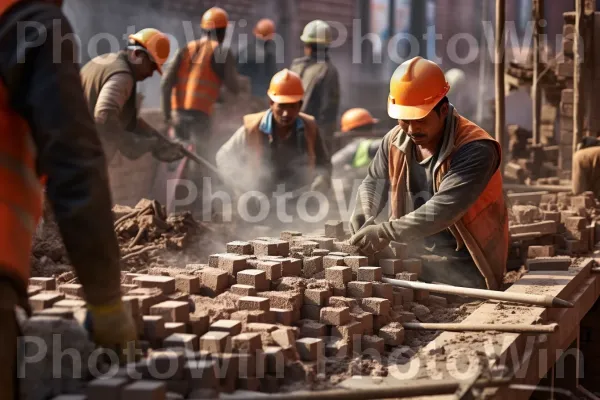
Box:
left=97, top=117, right=155, bottom=160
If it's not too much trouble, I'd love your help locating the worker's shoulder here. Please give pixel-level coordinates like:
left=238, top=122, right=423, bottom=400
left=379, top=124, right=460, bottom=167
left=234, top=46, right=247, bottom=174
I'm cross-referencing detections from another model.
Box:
left=0, top=1, right=70, bottom=44
left=243, top=110, right=268, bottom=129
left=82, top=53, right=131, bottom=75
left=290, top=56, right=310, bottom=68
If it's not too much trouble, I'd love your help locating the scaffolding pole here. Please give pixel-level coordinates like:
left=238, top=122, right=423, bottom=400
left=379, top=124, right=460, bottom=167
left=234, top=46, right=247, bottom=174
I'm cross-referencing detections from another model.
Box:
left=495, top=0, right=506, bottom=172
left=573, top=0, right=584, bottom=154
left=531, top=0, right=544, bottom=144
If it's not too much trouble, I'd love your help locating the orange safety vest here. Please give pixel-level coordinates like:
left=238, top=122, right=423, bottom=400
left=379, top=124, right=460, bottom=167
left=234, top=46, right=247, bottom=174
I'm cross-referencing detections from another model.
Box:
left=171, top=37, right=222, bottom=115
left=0, top=0, right=44, bottom=284
left=388, top=114, right=508, bottom=290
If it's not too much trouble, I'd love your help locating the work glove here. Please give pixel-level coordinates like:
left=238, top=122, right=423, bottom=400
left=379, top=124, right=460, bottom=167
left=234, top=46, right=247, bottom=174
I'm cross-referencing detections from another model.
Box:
left=349, top=224, right=390, bottom=256
left=349, top=212, right=367, bottom=235
left=310, top=175, right=330, bottom=193
left=85, top=300, right=137, bottom=361
left=152, top=140, right=186, bottom=162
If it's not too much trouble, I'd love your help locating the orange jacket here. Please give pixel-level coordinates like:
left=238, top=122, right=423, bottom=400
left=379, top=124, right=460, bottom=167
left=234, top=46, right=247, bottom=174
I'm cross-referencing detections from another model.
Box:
left=388, top=114, right=508, bottom=289
left=171, top=37, right=222, bottom=115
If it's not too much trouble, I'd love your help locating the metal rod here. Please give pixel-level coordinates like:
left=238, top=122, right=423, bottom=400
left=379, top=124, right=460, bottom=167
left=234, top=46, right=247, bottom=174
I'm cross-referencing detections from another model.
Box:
left=403, top=321, right=558, bottom=334
left=573, top=0, right=584, bottom=154
left=381, top=278, right=574, bottom=308
left=504, top=183, right=571, bottom=193
left=495, top=0, right=506, bottom=174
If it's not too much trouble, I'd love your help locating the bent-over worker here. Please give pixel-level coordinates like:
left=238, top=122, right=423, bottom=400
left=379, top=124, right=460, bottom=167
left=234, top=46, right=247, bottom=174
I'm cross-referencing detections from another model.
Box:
left=349, top=57, right=508, bottom=290
left=573, top=137, right=600, bottom=199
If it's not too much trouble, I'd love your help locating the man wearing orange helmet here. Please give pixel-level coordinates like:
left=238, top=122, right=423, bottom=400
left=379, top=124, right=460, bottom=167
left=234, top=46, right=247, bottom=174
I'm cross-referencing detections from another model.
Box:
left=0, top=0, right=136, bottom=396
left=237, top=18, right=279, bottom=112
left=80, top=28, right=185, bottom=164
left=216, top=69, right=331, bottom=198
left=349, top=57, right=508, bottom=290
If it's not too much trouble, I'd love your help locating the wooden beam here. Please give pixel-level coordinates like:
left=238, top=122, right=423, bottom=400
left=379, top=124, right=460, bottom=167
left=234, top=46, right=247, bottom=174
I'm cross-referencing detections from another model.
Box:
left=495, top=0, right=506, bottom=173
left=573, top=0, right=584, bottom=154
left=531, top=0, right=544, bottom=144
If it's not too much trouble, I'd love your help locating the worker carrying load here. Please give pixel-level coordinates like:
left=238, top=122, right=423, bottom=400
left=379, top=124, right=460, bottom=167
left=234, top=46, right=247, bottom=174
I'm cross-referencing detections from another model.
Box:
left=216, top=68, right=331, bottom=212
left=573, top=137, right=600, bottom=199
left=290, top=19, right=340, bottom=154
left=0, top=0, right=136, bottom=397
left=80, top=28, right=185, bottom=164
left=237, top=18, right=279, bottom=112
left=348, top=57, right=508, bottom=290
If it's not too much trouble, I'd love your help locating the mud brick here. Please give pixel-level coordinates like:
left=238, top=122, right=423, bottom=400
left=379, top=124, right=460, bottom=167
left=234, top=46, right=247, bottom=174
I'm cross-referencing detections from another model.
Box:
left=373, top=283, right=394, bottom=301
left=526, top=256, right=571, bottom=271
left=312, top=249, right=330, bottom=257
left=173, top=275, right=200, bottom=295
left=303, top=256, right=323, bottom=277
left=258, top=291, right=302, bottom=309
left=53, top=299, right=86, bottom=310
left=330, top=251, right=351, bottom=257
left=275, top=240, right=290, bottom=257
left=121, top=284, right=138, bottom=294
left=301, top=304, right=321, bottom=320
left=28, top=286, right=42, bottom=297
left=395, top=272, right=418, bottom=281
left=325, top=266, right=352, bottom=289
left=357, top=266, right=382, bottom=282
left=58, top=284, right=83, bottom=298
left=320, top=306, right=351, bottom=326
left=213, top=353, right=239, bottom=393
left=542, top=211, right=561, bottom=222
left=296, top=337, right=324, bottom=361
left=164, top=333, right=199, bottom=352
left=401, top=258, right=422, bottom=275
left=428, top=295, right=448, bottom=307
left=230, top=310, right=268, bottom=324
left=237, top=296, right=270, bottom=312
left=263, top=347, right=286, bottom=375
left=208, top=253, right=226, bottom=268
left=231, top=332, right=262, bottom=354
left=271, top=308, right=294, bottom=325
left=301, top=241, right=320, bottom=255
left=230, top=284, right=257, bottom=296
left=350, top=311, right=373, bottom=334
left=509, top=221, right=557, bottom=235
left=236, top=269, right=269, bottom=291
left=133, top=275, right=176, bottom=295
left=187, top=314, right=209, bottom=337
left=184, top=360, right=218, bottom=390
left=379, top=259, right=402, bottom=276
left=210, top=319, right=242, bottom=335
left=323, top=256, right=346, bottom=269
left=331, top=320, right=361, bottom=341
left=245, top=322, right=279, bottom=334
left=347, top=281, right=372, bottom=298
left=227, top=241, right=253, bottom=255
left=571, top=196, right=594, bottom=209
left=254, top=261, right=282, bottom=281
left=325, top=220, right=345, bottom=239
left=309, top=237, right=335, bottom=251
left=361, top=297, right=390, bottom=315
left=344, top=256, right=368, bottom=273
left=86, top=377, right=129, bottom=400
left=30, top=277, right=56, bottom=290
left=280, top=230, right=302, bottom=241
left=304, top=288, right=331, bottom=306
left=394, top=287, right=414, bottom=303
left=250, top=240, right=279, bottom=256
left=217, top=254, right=249, bottom=276
left=373, top=312, right=392, bottom=331
left=290, top=246, right=303, bottom=258
left=389, top=242, right=408, bottom=259
left=150, top=301, right=190, bottom=323
left=325, top=338, right=349, bottom=358
left=30, top=292, right=65, bottom=312
left=142, top=315, right=165, bottom=343
left=199, top=268, right=229, bottom=296
left=271, top=328, right=296, bottom=348
left=200, top=331, right=231, bottom=353
left=398, top=311, right=417, bottom=322
left=414, top=289, right=430, bottom=303
left=361, top=335, right=385, bottom=354
left=379, top=323, right=405, bottom=346
left=122, top=381, right=166, bottom=399
left=280, top=257, right=302, bottom=277
left=146, top=350, right=186, bottom=380
left=328, top=296, right=359, bottom=309
left=527, top=245, right=555, bottom=258
left=565, top=216, right=587, bottom=232
left=299, top=320, right=327, bottom=337
left=165, top=322, right=186, bottom=336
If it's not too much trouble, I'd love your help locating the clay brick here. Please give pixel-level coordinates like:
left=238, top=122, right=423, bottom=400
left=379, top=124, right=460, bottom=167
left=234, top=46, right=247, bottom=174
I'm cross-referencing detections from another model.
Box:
left=543, top=211, right=561, bottom=222
left=210, top=319, right=242, bottom=335
left=312, top=249, right=330, bottom=257
left=402, top=259, right=422, bottom=275
left=258, top=291, right=302, bottom=309
left=325, top=266, right=352, bottom=290
left=174, top=275, right=200, bottom=295
left=164, top=333, right=199, bottom=352
left=373, top=313, right=392, bottom=331
left=526, top=257, right=571, bottom=271
left=328, top=296, right=359, bottom=309
left=565, top=216, right=587, bottom=231
left=280, top=230, right=302, bottom=240
left=58, top=284, right=83, bottom=298
left=213, top=353, right=239, bottom=393
left=236, top=270, right=269, bottom=291
left=199, top=268, right=229, bottom=296
left=395, top=272, right=418, bottom=281
left=296, top=338, right=324, bottom=361
left=379, top=323, right=405, bottom=346
left=320, top=306, right=351, bottom=326
left=30, top=292, right=65, bottom=312
left=28, top=286, right=42, bottom=297
left=372, top=282, right=393, bottom=301
left=232, top=332, right=262, bottom=353
left=571, top=196, right=594, bottom=209
left=122, top=381, right=166, bottom=399
left=331, top=321, right=361, bottom=340
left=304, top=288, right=331, bottom=306
left=280, top=257, right=302, bottom=277
left=127, top=288, right=166, bottom=314
left=323, top=256, right=346, bottom=269
left=250, top=240, right=279, bottom=256
left=527, top=245, right=555, bottom=258
left=330, top=251, right=350, bottom=257
left=308, top=237, right=335, bottom=251
left=245, top=322, right=279, bottom=334
left=87, top=378, right=130, bottom=400
left=165, top=322, right=186, bottom=336
left=301, top=304, right=321, bottom=320
left=142, top=315, right=165, bottom=343
left=238, top=296, right=270, bottom=311
left=394, top=287, right=414, bottom=303
left=303, top=256, right=323, bottom=277
left=226, top=241, right=252, bottom=255
left=184, top=360, right=218, bottom=390
left=346, top=281, right=373, bottom=299
left=357, top=266, right=382, bottom=282
left=271, top=328, right=296, bottom=349
left=253, top=260, right=282, bottom=281
left=263, top=346, right=286, bottom=375
left=30, top=277, right=56, bottom=290
left=360, top=335, right=385, bottom=354
left=428, top=295, right=448, bottom=307
left=230, top=310, right=269, bottom=324
left=344, top=256, right=368, bottom=272
left=150, top=301, right=190, bottom=323
left=121, top=284, right=138, bottom=294
left=361, top=297, right=390, bottom=316
left=379, top=259, right=402, bottom=276
left=217, top=254, right=249, bottom=275
left=299, top=320, right=327, bottom=337
left=145, top=350, right=186, bottom=380
left=397, top=311, right=416, bottom=322
left=230, top=284, right=257, bottom=296
left=351, top=311, right=373, bottom=334
left=389, top=242, right=408, bottom=259
left=200, top=331, right=231, bottom=353
left=325, top=220, right=345, bottom=239
left=414, top=289, right=430, bottom=303
left=187, top=314, right=209, bottom=337
left=133, top=275, right=176, bottom=295
left=300, top=241, right=319, bottom=255
left=509, top=221, right=557, bottom=235
left=271, top=308, right=295, bottom=325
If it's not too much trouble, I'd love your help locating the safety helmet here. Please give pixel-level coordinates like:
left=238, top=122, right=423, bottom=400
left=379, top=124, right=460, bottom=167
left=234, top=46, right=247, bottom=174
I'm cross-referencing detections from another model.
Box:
left=254, top=18, right=276, bottom=40
left=267, top=69, right=304, bottom=104
left=387, top=56, right=450, bottom=120
left=128, top=28, right=171, bottom=74
left=201, top=7, right=229, bottom=30
left=300, top=20, right=332, bottom=45
left=341, top=108, right=379, bottom=133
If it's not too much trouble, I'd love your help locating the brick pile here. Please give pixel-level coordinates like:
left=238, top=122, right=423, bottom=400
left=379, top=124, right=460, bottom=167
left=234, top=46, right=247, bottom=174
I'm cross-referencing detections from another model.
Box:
left=505, top=125, right=561, bottom=184
left=28, top=220, right=454, bottom=399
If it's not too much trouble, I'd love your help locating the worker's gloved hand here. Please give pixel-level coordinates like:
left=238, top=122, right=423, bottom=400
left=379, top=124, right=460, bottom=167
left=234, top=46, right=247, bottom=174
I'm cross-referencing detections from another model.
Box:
left=310, top=175, right=330, bottom=193
left=349, top=224, right=390, bottom=256
left=349, top=212, right=367, bottom=235
left=85, top=300, right=137, bottom=359
left=152, top=140, right=185, bottom=162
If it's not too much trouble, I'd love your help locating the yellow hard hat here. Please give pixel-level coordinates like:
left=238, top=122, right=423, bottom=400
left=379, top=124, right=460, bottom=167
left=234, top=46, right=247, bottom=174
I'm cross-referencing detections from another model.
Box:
left=128, top=28, right=171, bottom=74
left=201, top=7, right=229, bottom=30
left=300, top=20, right=332, bottom=45
left=267, top=69, right=304, bottom=104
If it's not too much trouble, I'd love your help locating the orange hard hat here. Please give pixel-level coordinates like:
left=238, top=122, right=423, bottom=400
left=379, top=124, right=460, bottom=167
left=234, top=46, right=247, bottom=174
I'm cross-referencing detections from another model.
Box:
left=388, top=56, right=450, bottom=120
left=267, top=69, right=304, bottom=104
left=201, top=7, right=229, bottom=30
left=341, top=108, right=379, bottom=133
left=254, top=18, right=276, bottom=40
left=128, top=28, right=171, bottom=74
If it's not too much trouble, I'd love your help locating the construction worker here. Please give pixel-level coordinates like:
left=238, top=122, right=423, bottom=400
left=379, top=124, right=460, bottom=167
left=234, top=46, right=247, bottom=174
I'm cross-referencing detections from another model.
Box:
left=0, top=0, right=136, bottom=397
left=573, top=137, right=600, bottom=198
left=237, top=18, right=279, bottom=112
left=215, top=69, right=331, bottom=203
left=80, top=28, right=185, bottom=164
left=349, top=57, right=508, bottom=290
left=290, top=19, right=340, bottom=155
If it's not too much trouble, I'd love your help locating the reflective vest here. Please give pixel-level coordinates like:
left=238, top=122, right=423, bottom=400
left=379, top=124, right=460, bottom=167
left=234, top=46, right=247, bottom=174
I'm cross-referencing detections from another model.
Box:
left=388, top=114, right=508, bottom=290
left=0, top=1, right=44, bottom=284
left=171, top=37, right=222, bottom=115
left=352, top=139, right=374, bottom=168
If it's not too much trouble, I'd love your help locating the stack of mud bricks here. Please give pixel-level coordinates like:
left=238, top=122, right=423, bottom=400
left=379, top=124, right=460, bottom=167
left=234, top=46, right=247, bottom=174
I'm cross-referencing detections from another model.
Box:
left=505, top=125, right=560, bottom=184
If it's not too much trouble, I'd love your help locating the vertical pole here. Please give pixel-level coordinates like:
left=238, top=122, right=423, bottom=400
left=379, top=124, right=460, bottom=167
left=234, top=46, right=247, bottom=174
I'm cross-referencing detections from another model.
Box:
left=495, top=0, right=506, bottom=173
left=573, top=0, right=584, bottom=155
left=410, top=0, right=427, bottom=57
left=531, top=0, right=544, bottom=144
left=476, top=0, right=490, bottom=125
